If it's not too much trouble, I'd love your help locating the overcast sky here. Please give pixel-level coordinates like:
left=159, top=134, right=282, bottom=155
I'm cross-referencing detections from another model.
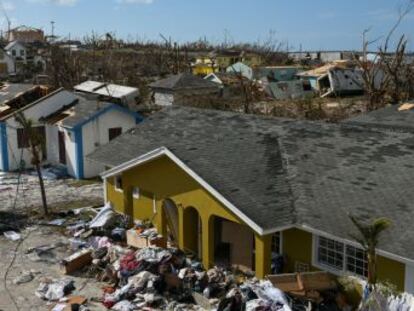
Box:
left=2, top=0, right=414, bottom=50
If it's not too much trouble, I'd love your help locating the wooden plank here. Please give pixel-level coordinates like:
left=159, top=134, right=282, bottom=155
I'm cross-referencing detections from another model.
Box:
left=300, top=271, right=336, bottom=291
left=267, top=273, right=302, bottom=292
left=60, top=249, right=92, bottom=275
left=267, top=271, right=336, bottom=293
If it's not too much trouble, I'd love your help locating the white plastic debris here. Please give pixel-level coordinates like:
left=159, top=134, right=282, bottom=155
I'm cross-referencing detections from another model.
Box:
left=3, top=231, right=21, bottom=241
left=51, top=304, right=67, bottom=311
left=111, top=300, right=135, bottom=311
left=135, top=247, right=172, bottom=263
left=48, top=219, right=66, bottom=226
left=35, top=278, right=75, bottom=301
left=89, top=203, right=117, bottom=229
left=242, top=280, right=292, bottom=311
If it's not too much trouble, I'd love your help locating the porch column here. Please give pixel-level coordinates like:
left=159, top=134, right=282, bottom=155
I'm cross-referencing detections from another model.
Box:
left=177, top=205, right=185, bottom=250
left=201, top=215, right=215, bottom=270
left=255, top=234, right=272, bottom=279
left=155, top=199, right=167, bottom=238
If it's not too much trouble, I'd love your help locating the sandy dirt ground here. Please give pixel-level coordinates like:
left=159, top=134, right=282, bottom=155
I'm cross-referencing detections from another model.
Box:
left=0, top=172, right=106, bottom=311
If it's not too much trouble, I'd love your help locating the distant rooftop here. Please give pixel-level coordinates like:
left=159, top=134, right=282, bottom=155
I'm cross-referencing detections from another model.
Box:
left=149, top=73, right=219, bottom=91
left=74, top=81, right=139, bottom=99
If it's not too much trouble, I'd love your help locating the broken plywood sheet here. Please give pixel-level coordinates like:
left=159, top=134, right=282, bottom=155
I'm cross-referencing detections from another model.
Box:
left=221, top=220, right=254, bottom=271
left=267, top=271, right=337, bottom=294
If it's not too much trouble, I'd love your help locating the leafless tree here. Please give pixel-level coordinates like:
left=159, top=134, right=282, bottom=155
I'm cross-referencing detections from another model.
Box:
left=15, top=112, right=48, bottom=216
left=356, top=0, right=414, bottom=110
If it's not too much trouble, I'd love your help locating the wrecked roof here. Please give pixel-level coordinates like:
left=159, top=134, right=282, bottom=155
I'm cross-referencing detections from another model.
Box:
left=297, top=60, right=355, bottom=78
left=88, top=106, right=414, bottom=262
left=344, top=103, right=414, bottom=132
left=149, top=73, right=219, bottom=91
left=41, top=91, right=112, bottom=128
left=74, top=81, right=139, bottom=99
left=74, top=81, right=105, bottom=93
left=0, top=83, right=36, bottom=104
left=62, top=99, right=112, bottom=128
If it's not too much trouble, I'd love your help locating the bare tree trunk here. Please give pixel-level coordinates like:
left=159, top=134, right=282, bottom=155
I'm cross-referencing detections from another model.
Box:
left=30, top=143, right=48, bottom=216
left=35, top=162, right=48, bottom=215
left=367, top=250, right=377, bottom=286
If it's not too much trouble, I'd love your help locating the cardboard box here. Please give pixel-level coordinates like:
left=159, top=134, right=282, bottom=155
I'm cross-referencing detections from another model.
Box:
left=60, top=249, right=92, bottom=275
left=126, top=229, right=149, bottom=248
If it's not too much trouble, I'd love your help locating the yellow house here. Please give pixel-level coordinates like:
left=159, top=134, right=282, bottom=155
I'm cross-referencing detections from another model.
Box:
left=192, top=63, right=218, bottom=76
left=191, top=55, right=218, bottom=76
left=89, top=106, right=414, bottom=294
left=212, top=50, right=262, bottom=70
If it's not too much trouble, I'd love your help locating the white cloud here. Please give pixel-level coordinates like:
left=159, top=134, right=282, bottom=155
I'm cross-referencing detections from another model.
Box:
left=116, top=0, right=154, bottom=4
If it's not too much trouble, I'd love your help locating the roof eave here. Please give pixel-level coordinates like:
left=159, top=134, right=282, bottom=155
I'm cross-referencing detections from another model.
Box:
left=100, top=146, right=266, bottom=235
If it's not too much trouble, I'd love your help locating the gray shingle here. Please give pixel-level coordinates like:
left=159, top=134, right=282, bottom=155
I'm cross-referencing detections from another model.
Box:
left=88, top=106, right=414, bottom=261
left=344, top=104, right=414, bottom=132
left=149, top=73, right=219, bottom=91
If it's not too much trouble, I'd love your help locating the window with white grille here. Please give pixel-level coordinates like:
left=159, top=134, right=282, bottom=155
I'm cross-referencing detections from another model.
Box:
left=315, top=236, right=367, bottom=278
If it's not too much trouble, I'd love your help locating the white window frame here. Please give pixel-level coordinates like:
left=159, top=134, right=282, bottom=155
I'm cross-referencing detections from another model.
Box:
left=114, top=175, right=123, bottom=192
left=132, top=186, right=140, bottom=199
left=271, top=231, right=283, bottom=255
left=312, top=235, right=367, bottom=278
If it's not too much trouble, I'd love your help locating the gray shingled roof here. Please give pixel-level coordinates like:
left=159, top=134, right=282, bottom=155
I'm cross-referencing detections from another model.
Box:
left=344, top=104, right=414, bottom=132
left=88, top=106, right=414, bottom=261
left=149, top=73, right=219, bottom=91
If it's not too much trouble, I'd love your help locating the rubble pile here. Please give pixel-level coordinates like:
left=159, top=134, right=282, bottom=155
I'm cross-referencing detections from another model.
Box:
left=31, top=204, right=347, bottom=310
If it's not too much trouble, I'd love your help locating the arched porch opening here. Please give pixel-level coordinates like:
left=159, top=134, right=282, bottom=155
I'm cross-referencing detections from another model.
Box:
left=182, top=206, right=202, bottom=260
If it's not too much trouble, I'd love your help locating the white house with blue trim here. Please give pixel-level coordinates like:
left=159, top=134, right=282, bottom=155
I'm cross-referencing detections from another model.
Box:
left=42, top=89, right=142, bottom=179
left=0, top=86, right=70, bottom=172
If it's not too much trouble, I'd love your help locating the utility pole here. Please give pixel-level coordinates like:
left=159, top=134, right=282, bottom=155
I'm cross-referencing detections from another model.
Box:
left=50, top=21, right=55, bottom=42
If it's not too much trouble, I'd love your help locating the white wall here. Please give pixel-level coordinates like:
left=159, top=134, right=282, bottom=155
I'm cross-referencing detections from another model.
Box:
left=81, top=108, right=137, bottom=178
left=64, top=128, right=77, bottom=178
left=0, top=53, right=16, bottom=75
left=154, top=91, right=174, bottom=106
left=7, top=43, right=27, bottom=63
left=405, top=264, right=414, bottom=294
left=4, top=94, right=72, bottom=171
left=320, top=52, right=342, bottom=63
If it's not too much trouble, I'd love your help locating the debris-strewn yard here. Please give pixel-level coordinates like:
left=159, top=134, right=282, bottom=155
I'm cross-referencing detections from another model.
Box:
left=0, top=226, right=107, bottom=311
left=1, top=172, right=413, bottom=311
left=0, top=171, right=104, bottom=310
left=0, top=171, right=103, bottom=214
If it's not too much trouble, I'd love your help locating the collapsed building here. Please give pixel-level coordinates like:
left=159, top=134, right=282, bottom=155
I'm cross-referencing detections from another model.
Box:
left=297, top=61, right=365, bottom=97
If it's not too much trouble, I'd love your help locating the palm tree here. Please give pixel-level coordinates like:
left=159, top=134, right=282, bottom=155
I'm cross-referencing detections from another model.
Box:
left=15, top=112, right=48, bottom=215
left=349, top=215, right=392, bottom=286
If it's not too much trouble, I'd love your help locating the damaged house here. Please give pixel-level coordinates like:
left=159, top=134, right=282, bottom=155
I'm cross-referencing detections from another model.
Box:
left=253, top=66, right=313, bottom=100
left=0, top=83, right=52, bottom=171
left=40, top=89, right=143, bottom=179
left=0, top=85, right=142, bottom=178
left=74, top=81, right=140, bottom=110
left=297, top=61, right=364, bottom=97
left=88, top=106, right=414, bottom=293
left=149, top=73, right=219, bottom=106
